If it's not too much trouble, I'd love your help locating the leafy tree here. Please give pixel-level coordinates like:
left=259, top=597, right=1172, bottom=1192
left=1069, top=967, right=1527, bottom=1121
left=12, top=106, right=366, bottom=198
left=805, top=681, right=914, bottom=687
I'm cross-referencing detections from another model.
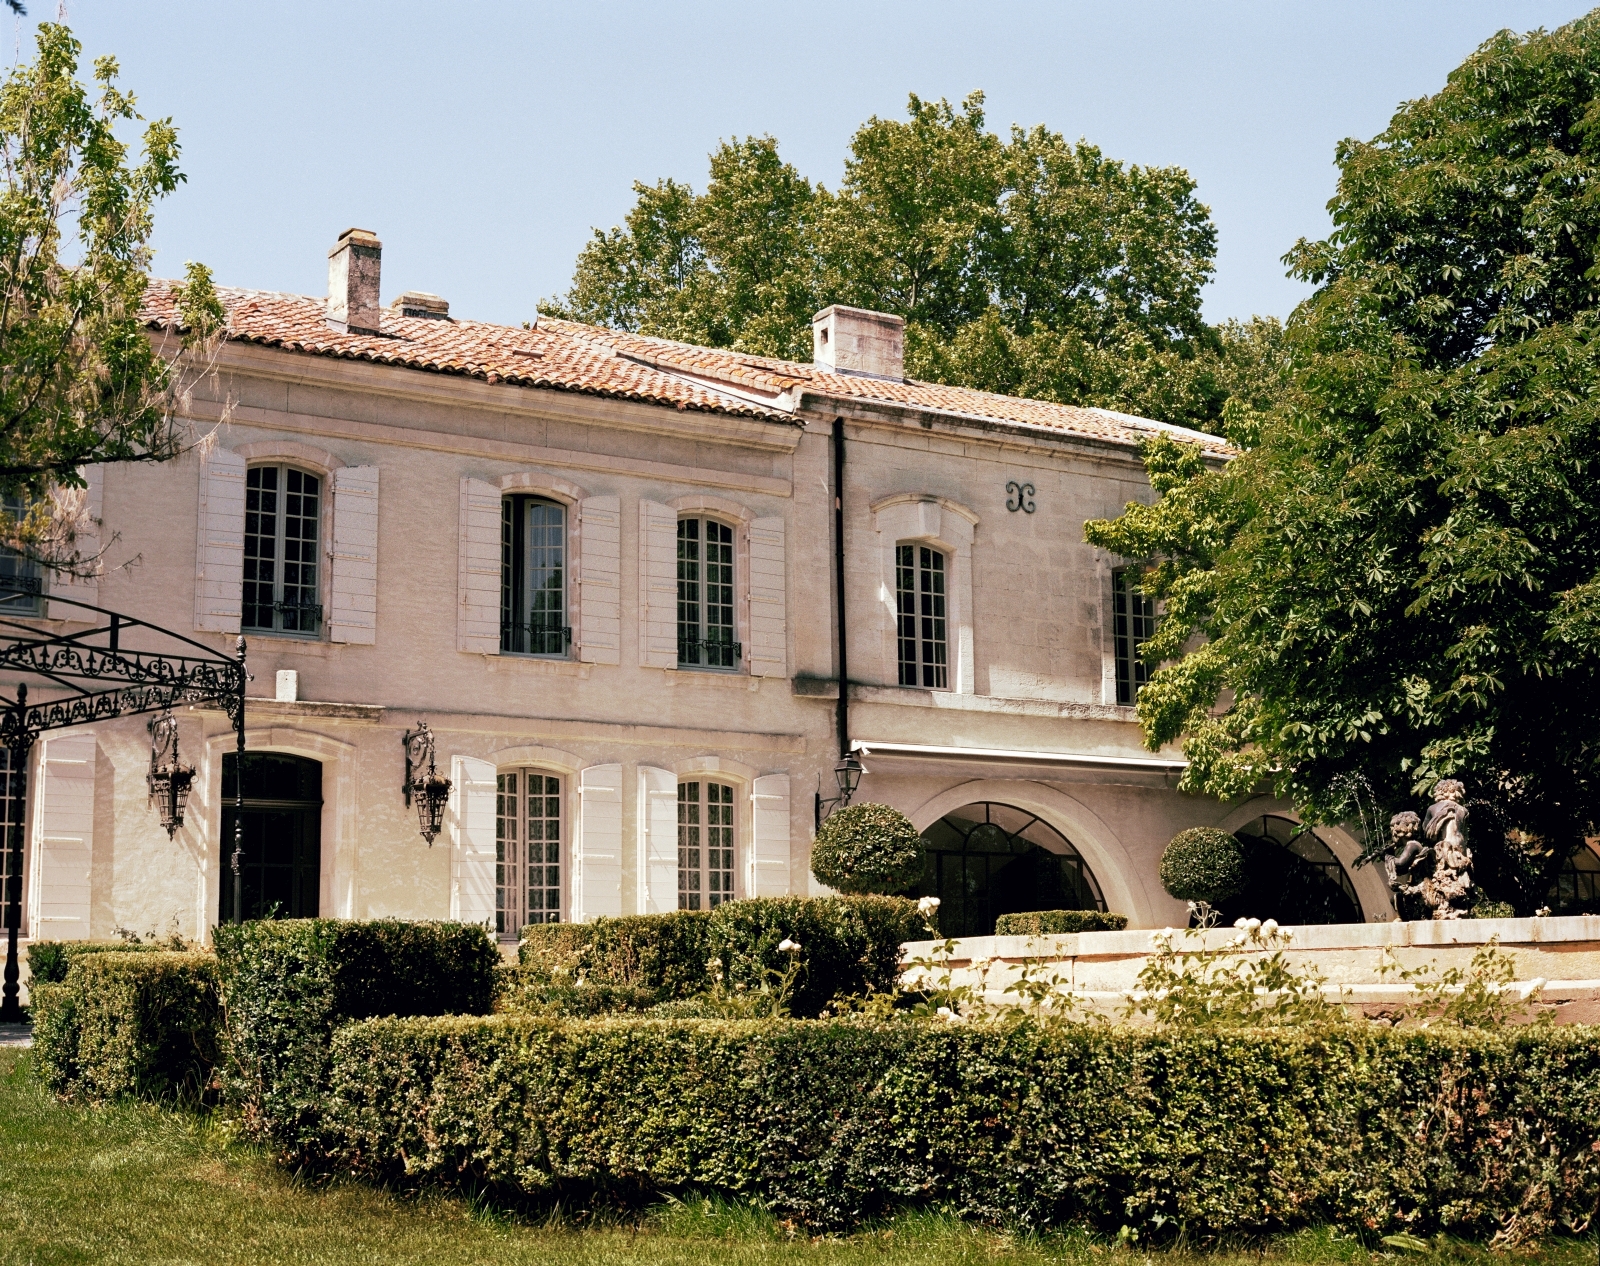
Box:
left=550, top=93, right=1256, bottom=430
left=1086, top=13, right=1600, bottom=911
left=0, top=24, right=221, bottom=572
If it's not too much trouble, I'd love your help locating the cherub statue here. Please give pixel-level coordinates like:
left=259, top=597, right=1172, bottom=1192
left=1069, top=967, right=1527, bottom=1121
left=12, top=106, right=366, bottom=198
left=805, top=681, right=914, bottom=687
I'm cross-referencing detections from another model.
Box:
left=1382, top=810, right=1428, bottom=890
left=1407, top=779, right=1474, bottom=920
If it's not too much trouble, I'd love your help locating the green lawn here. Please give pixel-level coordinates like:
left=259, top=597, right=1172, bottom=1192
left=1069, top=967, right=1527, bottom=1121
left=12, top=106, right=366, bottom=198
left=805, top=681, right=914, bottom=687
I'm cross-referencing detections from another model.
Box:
left=0, top=1050, right=1588, bottom=1266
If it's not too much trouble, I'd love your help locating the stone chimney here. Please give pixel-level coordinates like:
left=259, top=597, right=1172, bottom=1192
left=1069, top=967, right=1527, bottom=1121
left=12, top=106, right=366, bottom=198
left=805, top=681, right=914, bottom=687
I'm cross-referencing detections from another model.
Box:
left=389, top=290, right=449, bottom=320
left=326, top=228, right=382, bottom=334
left=812, top=305, right=904, bottom=380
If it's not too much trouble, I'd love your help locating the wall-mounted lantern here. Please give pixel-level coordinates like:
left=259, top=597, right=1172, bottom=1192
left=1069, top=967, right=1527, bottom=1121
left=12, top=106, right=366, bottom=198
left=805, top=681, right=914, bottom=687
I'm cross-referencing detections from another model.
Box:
left=813, top=751, right=865, bottom=830
left=146, top=711, right=194, bottom=838
left=402, top=720, right=452, bottom=844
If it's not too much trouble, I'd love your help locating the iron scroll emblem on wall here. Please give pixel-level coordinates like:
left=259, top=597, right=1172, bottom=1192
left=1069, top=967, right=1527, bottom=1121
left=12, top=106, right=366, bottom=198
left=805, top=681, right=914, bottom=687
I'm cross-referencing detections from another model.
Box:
left=1005, top=481, right=1036, bottom=513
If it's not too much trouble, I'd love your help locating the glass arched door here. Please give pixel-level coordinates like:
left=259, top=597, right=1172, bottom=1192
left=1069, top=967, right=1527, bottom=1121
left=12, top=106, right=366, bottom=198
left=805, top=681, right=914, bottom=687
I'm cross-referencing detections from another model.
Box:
left=915, top=802, right=1106, bottom=938
left=220, top=753, right=323, bottom=923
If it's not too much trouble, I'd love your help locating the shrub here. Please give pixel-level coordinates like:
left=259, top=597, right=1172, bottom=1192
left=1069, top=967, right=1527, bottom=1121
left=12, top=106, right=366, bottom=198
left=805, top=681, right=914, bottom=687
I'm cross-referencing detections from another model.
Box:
left=993, top=910, right=1130, bottom=936
left=518, top=912, right=713, bottom=999
left=707, top=895, right=920, bottom=1017
left=811, top=802, right=923, bottom=894
left=213, top=918, right=498, bottom=1161
left=324, top=1015, right=1600, bottom=1242
left=1472, top=899, right=1517, bottom=920
left=1159, top=827, right=1248, bottom=904
left=31, top=951, right=219, bottom=1103
left=501, top=976, right=659, bottom=1017
left=26, top=939, right=169, bottom=986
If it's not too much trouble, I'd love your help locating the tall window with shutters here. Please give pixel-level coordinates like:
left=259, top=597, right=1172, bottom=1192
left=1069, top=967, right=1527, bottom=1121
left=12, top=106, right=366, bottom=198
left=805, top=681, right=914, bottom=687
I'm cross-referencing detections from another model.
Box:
left=495, top=770, right=563, bottom=936
left=677, top=517, right=739, bottom=669
left=677, top=779, right=735, bottom=909
left=1112, top=567, right=1157, bottom=705
left=896, top=543, right=948, bottom=689
left=243, top=465, right=322, bottom=636
left=501, top=496, right=569, bottom=656
left=0, top=494, right=42, bottom=617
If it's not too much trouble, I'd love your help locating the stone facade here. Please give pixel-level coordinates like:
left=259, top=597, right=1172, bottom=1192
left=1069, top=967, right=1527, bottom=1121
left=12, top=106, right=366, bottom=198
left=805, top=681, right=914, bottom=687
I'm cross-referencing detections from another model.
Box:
left=9, top=246, right=1397, bottom=960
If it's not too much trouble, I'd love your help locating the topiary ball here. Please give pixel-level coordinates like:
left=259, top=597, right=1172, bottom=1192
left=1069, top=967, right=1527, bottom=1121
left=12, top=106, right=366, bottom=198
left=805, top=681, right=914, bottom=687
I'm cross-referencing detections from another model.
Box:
left=1159, top=827, right=1248, bottom=904
left=811, top=802, right=924, bottom=895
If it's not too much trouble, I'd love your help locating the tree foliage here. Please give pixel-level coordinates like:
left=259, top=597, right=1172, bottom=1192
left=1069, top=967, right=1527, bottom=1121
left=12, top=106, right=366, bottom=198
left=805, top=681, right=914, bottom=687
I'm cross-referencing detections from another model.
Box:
left=549, top=93, right=1277, bottom=430
left=1086, top=13, right=1600, bottom=909
left=0, top=24, right=221, bottom=569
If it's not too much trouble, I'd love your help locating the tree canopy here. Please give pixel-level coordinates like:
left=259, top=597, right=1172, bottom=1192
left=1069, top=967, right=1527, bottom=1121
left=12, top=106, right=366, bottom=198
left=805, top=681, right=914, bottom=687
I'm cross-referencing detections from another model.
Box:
left=0, top=24, right=221, bottom=570
left=548, top=93, right=1274, bottom=431
left=1086, top=12, right=1600, bottom=910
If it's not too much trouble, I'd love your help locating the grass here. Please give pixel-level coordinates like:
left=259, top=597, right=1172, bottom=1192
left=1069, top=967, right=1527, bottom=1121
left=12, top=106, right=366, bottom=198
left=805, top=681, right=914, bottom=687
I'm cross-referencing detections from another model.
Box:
left=0, top=1049, right=1591, bottom=1266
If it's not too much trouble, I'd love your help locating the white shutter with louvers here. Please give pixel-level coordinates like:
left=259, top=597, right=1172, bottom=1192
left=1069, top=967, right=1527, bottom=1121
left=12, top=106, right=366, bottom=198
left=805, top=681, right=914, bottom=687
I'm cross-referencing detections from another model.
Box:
left=328, top=465, right=379, bottom=644
left=748, top=516, right=787, bottom=677
left=194, top=445, right=246, bottom=633
left=449, top=755, right=496, bottom=927
left=458, top=477, right=501, bottom=654
left=577, top=495, right=620, bottom=665
left=29, top=731, right=96, bottom=938
left=638, top=500, right=678, bottom=668
left=47, top=465, right=102, bottom=620
left=573, top=763, right=623, bottom=922
left=749, top=774, right=791, bottom=897
left=637, top=765, right=678, bottom=914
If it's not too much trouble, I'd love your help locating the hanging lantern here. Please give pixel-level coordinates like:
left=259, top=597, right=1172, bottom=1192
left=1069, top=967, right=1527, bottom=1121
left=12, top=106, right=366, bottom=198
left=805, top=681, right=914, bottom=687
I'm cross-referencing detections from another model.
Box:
left=146, top=711, right=195, bottom=838
left=402, top=721, right=452, bottom=844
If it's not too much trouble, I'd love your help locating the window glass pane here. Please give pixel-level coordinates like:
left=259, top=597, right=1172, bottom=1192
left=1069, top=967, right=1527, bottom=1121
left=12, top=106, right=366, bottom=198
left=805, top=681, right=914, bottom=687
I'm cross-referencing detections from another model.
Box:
left=243, top=465, right=321, bottom=635
left=704, top=521, right=736, bottom=667
left=526, top=773, right=562, bottom=923
left=0, top=495, right=41, bottom=616
left=918, top=547, right=948, bottom=689
left=501, top=498, right=568, bottom=656
left=677, top=781, right=702, bottom=910
left=676, top=518, right=701, bottom=665
left=896, top=544, right=917, bottom=685
left=280, top=469, right=320, bottom=632
left=1113, top=569, right=1155, bottom=705
left=896, top=542, right=947, bottom=689
left=496, top=772, right=520, bottom=936
left=500, top=497, right=514, bottom=648
left=242, top=466, right=278, bottom=631
left=706, top=782, right=735, bottom=907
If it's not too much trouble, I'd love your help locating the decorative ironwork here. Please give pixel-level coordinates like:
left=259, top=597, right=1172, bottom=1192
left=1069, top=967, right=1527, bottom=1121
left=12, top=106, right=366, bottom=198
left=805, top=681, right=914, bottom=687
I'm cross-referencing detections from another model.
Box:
left=402, top=721, right=452, bottom=844
left=146, top=711, right=195, bottom=838
left=0, top=592, right=247, bottom=1022
left=500, top=619, right=571, bottom=656
left=1005, top=480, right=1036, bottom=513
left=677, top=636, right=742, bottom=666
left=813, top=751, right=865, bottom=830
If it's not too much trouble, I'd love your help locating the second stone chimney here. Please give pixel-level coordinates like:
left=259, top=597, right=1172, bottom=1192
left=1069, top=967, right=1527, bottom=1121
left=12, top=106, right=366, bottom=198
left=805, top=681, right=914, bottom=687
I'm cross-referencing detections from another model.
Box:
left=326, top=228, right=382, bottom=334
left=812, top=305, right=904, bottom=380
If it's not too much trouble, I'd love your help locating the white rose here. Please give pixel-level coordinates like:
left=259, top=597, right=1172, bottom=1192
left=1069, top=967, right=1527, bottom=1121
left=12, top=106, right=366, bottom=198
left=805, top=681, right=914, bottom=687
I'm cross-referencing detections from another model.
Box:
left=1262, top=919, right=1279, bottom=935
left=778, top=938, right=801, bottom=953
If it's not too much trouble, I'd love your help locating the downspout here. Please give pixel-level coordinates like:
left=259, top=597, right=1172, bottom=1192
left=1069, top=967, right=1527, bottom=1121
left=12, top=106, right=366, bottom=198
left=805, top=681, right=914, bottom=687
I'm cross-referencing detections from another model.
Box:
left=832, top=417, right=849, bottom=759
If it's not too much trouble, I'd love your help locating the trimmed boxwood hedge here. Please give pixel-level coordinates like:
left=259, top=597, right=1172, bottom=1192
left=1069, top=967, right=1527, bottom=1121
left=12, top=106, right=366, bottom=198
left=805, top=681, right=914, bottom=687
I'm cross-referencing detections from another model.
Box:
left=213, top=919, right=498, bottom=1160
left=993, top=910, right=1130, bottom=936
left=519, top=911, right=713, bottom=1000
left=325, top=1016, right=1600, bottom=1240
left=26, top=939, right=171, bottom=986
left=31, top=951, right=219, bottom=1103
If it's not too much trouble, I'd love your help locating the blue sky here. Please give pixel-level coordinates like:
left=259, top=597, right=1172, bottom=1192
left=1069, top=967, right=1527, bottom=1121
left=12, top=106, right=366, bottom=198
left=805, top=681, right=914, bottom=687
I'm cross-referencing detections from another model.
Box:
left=26, top=1, right=1595, bottom=329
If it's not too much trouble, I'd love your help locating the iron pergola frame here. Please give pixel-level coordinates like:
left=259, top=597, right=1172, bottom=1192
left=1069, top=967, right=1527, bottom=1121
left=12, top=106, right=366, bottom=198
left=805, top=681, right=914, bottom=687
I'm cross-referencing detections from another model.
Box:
left=0, top=588, right=247, bottom=1023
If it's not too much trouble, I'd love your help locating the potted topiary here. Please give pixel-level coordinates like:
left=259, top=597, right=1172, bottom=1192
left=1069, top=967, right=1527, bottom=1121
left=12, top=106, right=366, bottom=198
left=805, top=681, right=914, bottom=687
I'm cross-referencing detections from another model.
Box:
left=1159, top=827, right=1248, bottom=924
left=811, top=802, right=924, bottom=895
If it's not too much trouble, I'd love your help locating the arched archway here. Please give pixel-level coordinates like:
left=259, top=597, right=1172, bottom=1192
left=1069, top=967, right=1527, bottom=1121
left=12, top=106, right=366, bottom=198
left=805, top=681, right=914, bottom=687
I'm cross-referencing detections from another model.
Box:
left=219, top=752, right=323, bottom=922
left=913, top=802, right=1107, bottom=938
left=1207, top=814, right=1363, bottom=926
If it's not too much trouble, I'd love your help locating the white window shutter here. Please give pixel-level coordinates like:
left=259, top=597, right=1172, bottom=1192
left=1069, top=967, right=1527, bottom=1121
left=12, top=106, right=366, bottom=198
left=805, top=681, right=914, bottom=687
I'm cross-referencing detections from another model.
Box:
left=577, top=496, right=620, bottom=665
left=748, top=516, right=787, bottom=678
left=328, top=465, right=379, bottom=644
left=194, top=445, right=246, bottom=633
left=29, top=732, right=96, bottom=938
left=457, top=478, right=501, bottom=654
left=573, top=763, right=623, bottom=922
left=636, top=765, right=678, bottom=914
left=749, top=774, right=791, bottom=897
left=638, top=500, right=678, bottom=668
left=47, top=465, right=102, bottom=620
left=448, top=755, right=496, bottom=927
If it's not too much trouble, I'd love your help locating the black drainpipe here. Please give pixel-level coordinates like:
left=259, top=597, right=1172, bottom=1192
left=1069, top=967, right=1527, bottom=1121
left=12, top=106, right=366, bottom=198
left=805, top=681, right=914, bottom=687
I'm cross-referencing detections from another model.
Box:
left=832, top=417, right=849, bottom=759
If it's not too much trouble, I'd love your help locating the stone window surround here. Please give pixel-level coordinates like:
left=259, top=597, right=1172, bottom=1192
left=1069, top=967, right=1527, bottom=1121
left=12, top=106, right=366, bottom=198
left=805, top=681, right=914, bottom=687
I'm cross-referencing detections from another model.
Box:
left=870, top=494, right=978, bottom=695
left=497, top=473, right=588, bottom=660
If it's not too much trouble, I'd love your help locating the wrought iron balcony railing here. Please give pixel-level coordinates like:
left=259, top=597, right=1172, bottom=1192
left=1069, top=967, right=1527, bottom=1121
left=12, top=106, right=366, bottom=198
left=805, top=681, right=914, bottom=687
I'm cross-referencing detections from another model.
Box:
left=501, top=618, right=572, bottom=656
left=678, top=635, right=742, bottom=668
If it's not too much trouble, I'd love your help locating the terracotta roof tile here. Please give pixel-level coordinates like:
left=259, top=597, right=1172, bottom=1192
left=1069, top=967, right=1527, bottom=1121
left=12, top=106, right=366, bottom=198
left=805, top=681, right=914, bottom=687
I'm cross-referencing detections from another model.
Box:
left=143, top=282, right=1231, bottom=455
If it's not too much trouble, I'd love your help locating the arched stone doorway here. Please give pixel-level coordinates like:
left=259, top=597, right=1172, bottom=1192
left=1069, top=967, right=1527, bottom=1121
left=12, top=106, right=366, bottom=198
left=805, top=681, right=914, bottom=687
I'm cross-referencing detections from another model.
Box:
left=1206, top=814, right=1362, bottom=926
left=915, top=802, right=1107, bottom=938
left=219, top=752, right=323, bottom=923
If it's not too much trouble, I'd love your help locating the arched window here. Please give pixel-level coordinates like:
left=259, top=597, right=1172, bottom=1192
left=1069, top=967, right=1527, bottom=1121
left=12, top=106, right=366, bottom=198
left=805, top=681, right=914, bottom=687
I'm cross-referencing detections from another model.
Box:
left=243, top=465, right=322, bottom=635
left=678, top=779, right=735, bottom=908
left=896, top=543, right=947, bottom=688
left=1546, top=839, right=1600, bottom=915
left=677, top=517, right=738, bottom=668
left=501, top=496, right=568, bottom=655
left=495, top=769, right=563, bottom=935
left=916, top=803, right=1105, bottom=937
left=1206, top=815, right=1362, bottom=926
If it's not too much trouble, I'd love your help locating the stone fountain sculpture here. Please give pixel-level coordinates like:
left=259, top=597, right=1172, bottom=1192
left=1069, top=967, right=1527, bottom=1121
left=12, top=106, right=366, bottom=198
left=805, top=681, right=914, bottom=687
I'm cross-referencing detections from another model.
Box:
left=1406, top=779, right=1474, bottom=920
